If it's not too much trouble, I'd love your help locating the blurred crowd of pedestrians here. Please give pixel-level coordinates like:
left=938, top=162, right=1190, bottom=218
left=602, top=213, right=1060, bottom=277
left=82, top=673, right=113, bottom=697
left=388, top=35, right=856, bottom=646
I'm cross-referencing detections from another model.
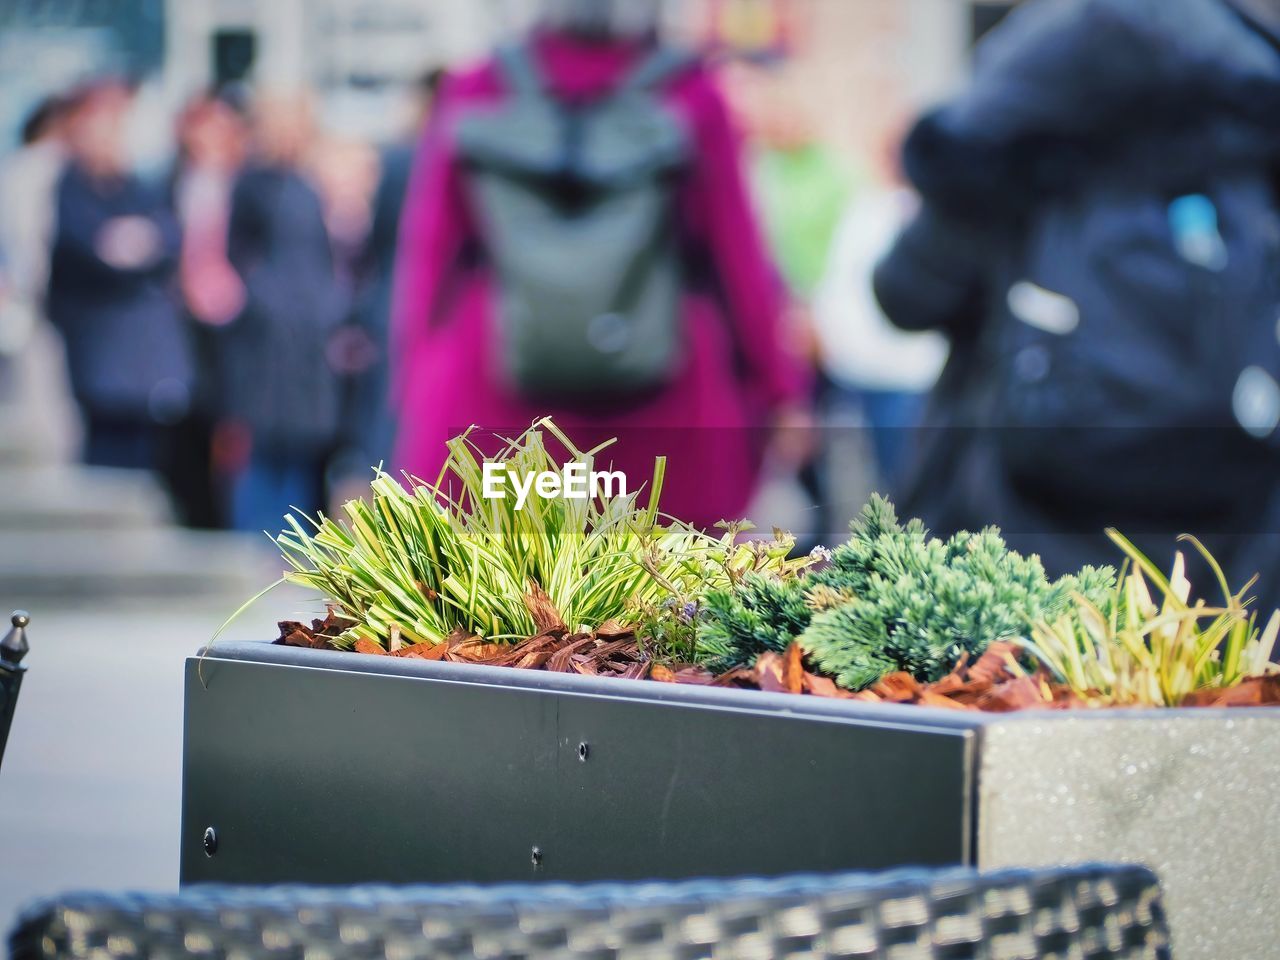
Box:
left=4, top=0, right=1280, bottom=606
left=0, top=72, right=438, bottom=533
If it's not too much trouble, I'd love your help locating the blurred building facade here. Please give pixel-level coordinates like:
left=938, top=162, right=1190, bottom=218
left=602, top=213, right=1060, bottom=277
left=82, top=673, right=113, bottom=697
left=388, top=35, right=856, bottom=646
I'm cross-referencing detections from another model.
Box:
left=2, top=0, right=1017, bottom=157
left=0, top=1, right=164, bottom=144
left=163, top=0, right=501, bottom=141
left=698, top=0, right=978, bottom=170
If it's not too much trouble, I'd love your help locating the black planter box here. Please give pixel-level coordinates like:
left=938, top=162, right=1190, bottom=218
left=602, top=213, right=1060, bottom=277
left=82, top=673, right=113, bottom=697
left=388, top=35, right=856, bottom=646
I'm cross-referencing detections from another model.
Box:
left=182, top=641, right=1280, bottom=960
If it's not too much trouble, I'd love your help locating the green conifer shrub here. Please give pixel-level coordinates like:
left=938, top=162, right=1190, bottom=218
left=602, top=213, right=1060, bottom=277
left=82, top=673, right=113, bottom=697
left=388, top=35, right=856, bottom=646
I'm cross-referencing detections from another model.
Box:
left=696, top=496, right=1116, bottom=691
left=698, top=573, right=816, bottom=670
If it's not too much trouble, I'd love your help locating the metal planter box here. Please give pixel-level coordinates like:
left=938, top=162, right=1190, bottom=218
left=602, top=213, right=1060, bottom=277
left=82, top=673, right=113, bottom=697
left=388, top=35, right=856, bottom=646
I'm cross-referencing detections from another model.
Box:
left=182, top=642, right=1280, bottom=960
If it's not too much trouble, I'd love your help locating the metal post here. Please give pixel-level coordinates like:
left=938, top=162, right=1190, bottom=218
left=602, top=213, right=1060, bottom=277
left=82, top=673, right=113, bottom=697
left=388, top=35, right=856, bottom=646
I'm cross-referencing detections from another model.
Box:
left=0, top=611, right=30, bottom=775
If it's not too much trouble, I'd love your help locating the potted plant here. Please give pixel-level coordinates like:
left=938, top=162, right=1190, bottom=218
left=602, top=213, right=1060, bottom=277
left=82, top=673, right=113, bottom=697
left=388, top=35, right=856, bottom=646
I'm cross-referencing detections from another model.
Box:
left=183, top=421, right=1279, bottom=960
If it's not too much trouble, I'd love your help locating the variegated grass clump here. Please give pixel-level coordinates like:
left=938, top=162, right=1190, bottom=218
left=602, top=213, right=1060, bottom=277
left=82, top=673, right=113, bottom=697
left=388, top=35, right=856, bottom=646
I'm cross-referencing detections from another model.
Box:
left=1020, top=530, right=1280, bottom=707
left=631, top=518, right=816, bottom=664
left=275, top=419, right=804, bottom=652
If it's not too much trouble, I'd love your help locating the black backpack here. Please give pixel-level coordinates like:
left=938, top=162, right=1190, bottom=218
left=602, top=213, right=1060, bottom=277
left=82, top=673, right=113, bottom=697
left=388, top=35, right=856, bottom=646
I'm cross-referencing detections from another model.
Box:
left=455, top=43, right=693, bottom=400
left=988, top=169, right=1280, bottom=516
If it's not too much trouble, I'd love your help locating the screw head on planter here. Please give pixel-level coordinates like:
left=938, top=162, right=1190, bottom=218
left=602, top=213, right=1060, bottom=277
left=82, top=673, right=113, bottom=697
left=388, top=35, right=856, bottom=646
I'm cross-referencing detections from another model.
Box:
left=1, top=611, right=30, bottom=668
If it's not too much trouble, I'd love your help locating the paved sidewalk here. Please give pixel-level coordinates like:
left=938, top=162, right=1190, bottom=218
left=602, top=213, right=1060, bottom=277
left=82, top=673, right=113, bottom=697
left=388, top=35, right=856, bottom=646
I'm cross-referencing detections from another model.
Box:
left=0, top=589, right=319, bottom=932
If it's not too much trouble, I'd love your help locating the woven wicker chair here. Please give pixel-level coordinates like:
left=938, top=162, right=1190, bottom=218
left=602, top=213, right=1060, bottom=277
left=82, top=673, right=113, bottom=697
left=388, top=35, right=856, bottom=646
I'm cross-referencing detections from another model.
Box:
left=0, top=611, right=30, bottom=775
left=11, top=863, right=1170, bottom=960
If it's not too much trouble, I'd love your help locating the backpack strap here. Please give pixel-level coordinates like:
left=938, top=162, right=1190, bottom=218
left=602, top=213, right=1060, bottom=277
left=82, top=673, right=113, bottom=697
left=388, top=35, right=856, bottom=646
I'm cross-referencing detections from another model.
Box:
left=495, top=43, right=545, bottom=99
left=619, top=46, right=696, bottom=95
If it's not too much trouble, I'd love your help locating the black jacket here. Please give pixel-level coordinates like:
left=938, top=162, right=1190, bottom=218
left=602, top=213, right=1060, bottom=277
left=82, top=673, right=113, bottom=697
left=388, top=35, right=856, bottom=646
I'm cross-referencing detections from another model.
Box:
left=344, top=143, right=414, bottom=468
left=223, top=163, right=346, bottom=454
left=875, top=0, right=1280, bottom=596
left=47, top=163, right=191, bottom=421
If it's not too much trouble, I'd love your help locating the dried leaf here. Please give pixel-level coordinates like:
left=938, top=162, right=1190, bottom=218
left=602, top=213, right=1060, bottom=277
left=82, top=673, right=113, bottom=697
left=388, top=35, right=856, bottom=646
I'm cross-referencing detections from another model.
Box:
left=314, top=609, right=356, bottom=638
left=755, top=652, right=788, bottom=693
left=282, top=629, right=317, bottom=649
left=618, top=661, right=650, bottom=681
left=976, top=676, right=1050, bottom=713
left=516, top=650, right=555, bottom=670
left=781, top=643, right=805, bottom=695
left=710, top=667, right=756, bottom=688
left=547, top=636, right=595, bottom=673
left=1183, top=675, right=1280, bottom=708
left=582, top=638, right=640, bottom=667
left=803, top=673, right=855, bottom=699
left=444, top=627, right=482, bottom=648
left=969, top=641, right=1020, bottom=686
left=523, top=584, right=567, bottom=635
left=918, top=692, right=974, bottom=711
left=671, top=667, right=717, bottom=685
left=396, top=642, right=448, bottom=661
left=930, top=672, right=968, bottom=696
left=451, top=641, right=508, bottom=663
left=485, top=633, right=557, bottom=667
left=277, top=621, right=319, bottom=648
left=872, top=673, right=923, bottom=703
left=595, top=620, right=635, bottom=640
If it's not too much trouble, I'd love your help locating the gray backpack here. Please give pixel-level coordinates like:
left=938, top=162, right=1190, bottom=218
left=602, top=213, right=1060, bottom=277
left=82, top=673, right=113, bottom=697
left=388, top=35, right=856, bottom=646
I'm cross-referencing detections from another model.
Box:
left=456, top=44, right=693, bottom=399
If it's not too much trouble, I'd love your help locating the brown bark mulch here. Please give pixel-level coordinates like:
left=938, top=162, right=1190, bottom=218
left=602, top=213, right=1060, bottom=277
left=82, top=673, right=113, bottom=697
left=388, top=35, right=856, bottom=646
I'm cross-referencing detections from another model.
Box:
left=276, top=613, right=1280, bottom=712
left=277, top=603, right=652, bottom=681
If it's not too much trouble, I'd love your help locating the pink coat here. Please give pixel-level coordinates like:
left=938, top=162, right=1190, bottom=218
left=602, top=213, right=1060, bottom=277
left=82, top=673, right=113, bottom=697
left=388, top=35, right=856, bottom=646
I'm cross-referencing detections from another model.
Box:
left=390, top=32, right=808, bottom=528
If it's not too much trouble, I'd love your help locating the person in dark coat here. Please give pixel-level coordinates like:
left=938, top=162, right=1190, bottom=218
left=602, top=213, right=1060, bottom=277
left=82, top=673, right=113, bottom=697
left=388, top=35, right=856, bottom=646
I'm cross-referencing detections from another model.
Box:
left=874, top=0, right=1280, bottom=606
left=168, top=89, right=249, bottom=528
left=222, top=93, right=345, bottom=533
left=340, top=69, right=444, bottom=478
left=47, top=80, right=193, bottom=474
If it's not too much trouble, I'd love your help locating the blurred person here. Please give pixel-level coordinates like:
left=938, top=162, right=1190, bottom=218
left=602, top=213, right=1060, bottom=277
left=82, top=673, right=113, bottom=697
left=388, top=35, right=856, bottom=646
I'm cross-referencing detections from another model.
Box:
left=223, top=92, right=345, bottom=533
left=336, top=69, right=446, bottom=490
left=46, top=79, right=192, bottom=474
left=169, top=89, right=250, bottom=528
left=814, top=127, right=947, bottom=492
left=738, top=63, right=850, bottom=307
left=874, top=0, right=1280, bottom=604
left=731, top=60, right=851, bottom=540
left=391, top=0, right=810, bottom=527
left=311, top=136, right=379, bottom=286
left=309, top=133, right=382, bottom=507
left=0, top=96, right=71, bottom=397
